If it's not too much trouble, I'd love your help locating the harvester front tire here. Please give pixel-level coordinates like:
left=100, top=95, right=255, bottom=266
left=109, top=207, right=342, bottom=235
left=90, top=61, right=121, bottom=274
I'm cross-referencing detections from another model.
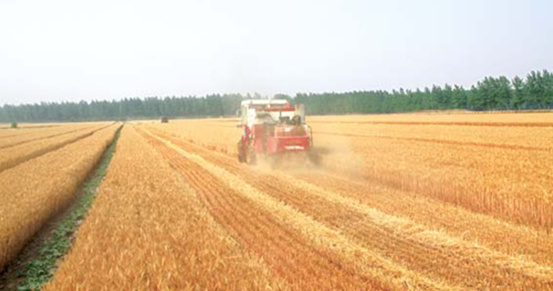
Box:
left=237, top=140, right=246, bottom=163
left=307, top=150, right=320, bottom=166
left=246, top=147, right=257, bottom=165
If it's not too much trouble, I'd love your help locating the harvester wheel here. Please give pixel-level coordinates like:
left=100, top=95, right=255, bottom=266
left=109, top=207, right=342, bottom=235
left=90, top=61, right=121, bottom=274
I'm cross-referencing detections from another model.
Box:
left=307, top=150, right=320, bottom=166
left=246, top=146, right=257, bottom=165
left=269, top=153, right=282, bottom=169
left=237, top=141, right=246, bottom=163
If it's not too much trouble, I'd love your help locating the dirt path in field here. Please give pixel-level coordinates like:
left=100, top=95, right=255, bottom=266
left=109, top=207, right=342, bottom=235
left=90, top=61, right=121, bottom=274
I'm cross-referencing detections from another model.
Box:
left=138, top=126, right=553, bottom=290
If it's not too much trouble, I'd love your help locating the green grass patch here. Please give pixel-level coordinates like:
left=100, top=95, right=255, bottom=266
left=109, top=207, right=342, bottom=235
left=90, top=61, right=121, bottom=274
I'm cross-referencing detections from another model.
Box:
left=17, top=126, right=122, bottom=291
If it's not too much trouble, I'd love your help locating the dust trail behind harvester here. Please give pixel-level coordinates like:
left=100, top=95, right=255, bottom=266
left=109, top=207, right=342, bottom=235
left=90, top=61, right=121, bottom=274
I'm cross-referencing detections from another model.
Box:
left=259, top=132, right=368, bottom=181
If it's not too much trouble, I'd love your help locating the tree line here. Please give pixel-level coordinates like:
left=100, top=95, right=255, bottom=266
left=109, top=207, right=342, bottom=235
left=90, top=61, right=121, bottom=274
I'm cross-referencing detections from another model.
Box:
left=1, top=70, right=552, bottom=122
left=295, top=70, right=553, bottom=114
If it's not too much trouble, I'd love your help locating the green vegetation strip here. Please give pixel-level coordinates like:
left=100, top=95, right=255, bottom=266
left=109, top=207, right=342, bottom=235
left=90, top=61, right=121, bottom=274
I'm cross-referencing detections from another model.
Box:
left=17, top=126, right=122, bottom=291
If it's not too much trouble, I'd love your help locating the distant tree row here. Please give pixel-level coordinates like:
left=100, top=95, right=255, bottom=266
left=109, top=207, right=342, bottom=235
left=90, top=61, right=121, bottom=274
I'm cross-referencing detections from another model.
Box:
left=295, top=70, right=553, bottom=114
left=1, top=70, right=552, bottom=122
left=0, top=94, right=244, bottom=122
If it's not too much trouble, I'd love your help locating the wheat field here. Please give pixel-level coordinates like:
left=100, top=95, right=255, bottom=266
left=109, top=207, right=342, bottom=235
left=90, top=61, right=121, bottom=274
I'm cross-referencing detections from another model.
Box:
left=0, top=123, right=119, bottom=270
left=1, top=112, right=553, bottom=290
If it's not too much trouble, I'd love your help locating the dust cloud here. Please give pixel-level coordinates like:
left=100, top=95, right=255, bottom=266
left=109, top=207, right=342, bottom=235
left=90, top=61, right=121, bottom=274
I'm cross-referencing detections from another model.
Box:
left=253, top=133, right=367, bottom=181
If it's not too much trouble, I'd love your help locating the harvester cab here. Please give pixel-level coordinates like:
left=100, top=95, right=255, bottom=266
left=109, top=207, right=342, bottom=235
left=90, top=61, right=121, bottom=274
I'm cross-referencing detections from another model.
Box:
left=237, top=99, right=313, bottom=165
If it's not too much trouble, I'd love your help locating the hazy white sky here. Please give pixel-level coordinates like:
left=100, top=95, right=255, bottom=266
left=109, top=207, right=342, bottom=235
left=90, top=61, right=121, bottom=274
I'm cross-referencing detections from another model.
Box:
left=0, top=0, right=551, bottom=105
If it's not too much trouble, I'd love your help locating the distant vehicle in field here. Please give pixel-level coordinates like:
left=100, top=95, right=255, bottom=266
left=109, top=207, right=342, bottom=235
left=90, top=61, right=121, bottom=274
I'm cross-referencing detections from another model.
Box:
left=161, top=117, right=169, bottom=123
left=237, top=99, right=313, bottom=165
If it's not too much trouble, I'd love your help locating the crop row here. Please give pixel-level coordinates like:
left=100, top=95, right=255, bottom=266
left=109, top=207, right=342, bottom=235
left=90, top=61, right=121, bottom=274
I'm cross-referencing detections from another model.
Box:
left=315, top=130, right=551, bottom=152
left=142, top=127, right=553, bottom=290
left=44, top=126, right=287, bottom=290
left=310, top=120, right=553, bottom=127
left=0, top=123, right=113, bottom=173
left=150, top=117, right=553, bottom=230
left=327, top=134, right=553, bottom=231
left=140, top=128, right=470, bottom=290
left=0, top=124, right=119, bottom=271
left=308, top=112, right=553, bottom=125
left=0, top=123, right=100, bottom=147
left=148, top=124, right=553, bottom=266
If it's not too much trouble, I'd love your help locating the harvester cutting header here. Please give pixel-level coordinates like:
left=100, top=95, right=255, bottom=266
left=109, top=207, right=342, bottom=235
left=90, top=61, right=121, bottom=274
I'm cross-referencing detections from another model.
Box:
left=237, top=99, right=313, bottom=165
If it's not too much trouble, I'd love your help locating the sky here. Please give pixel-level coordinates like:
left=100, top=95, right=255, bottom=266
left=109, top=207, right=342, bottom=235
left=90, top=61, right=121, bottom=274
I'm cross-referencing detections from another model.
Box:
left=0, top=0, right=552, bottom=105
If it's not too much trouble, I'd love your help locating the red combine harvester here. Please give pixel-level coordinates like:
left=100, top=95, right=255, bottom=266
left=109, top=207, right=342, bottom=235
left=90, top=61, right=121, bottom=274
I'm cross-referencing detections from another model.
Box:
left=237, top=99, right=313, bottom=165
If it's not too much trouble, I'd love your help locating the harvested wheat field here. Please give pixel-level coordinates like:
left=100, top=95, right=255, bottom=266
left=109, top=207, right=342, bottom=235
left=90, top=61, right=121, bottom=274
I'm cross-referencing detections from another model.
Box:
left=2, top=112, right=553, bottom=290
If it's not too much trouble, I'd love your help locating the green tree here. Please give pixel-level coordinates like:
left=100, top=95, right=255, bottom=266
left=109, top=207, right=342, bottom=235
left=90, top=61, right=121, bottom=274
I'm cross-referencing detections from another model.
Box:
left=496, top=76, right=512, bottom=109
left=452, top=85, right=467, bottom=109
left=511, top=76, right=525, bottom=109
left=525, top=71, right=545, bottom=108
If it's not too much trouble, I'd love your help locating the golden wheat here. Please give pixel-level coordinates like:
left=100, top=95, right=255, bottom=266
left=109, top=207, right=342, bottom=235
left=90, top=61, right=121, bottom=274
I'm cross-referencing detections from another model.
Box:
left=0, top=123, right=112, bottom=172
left=7, top=112, right=552, bottom=290
left=148, top=113, right=553, bottom=230
left=137, top=125, right=553, bottom=290
left=44, top=126, right=288, bottom=291
left=0, top=122, right=103, bottom=147
left=0, top=124, right=118, bottom=270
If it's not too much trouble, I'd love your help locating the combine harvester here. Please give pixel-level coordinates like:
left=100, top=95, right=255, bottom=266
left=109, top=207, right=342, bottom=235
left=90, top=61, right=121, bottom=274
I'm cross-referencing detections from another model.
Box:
left=237, top=99, right=315, bottom=167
